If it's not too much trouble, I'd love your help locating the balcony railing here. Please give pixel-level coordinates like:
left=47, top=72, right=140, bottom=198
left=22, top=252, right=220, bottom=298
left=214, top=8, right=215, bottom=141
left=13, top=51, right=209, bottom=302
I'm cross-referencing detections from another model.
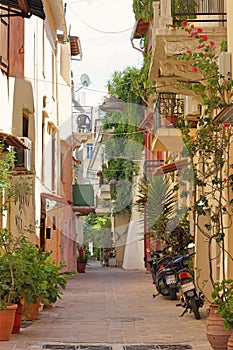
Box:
left=154, top=93, right=184, bottom=132
left=153, top=0, right=226, bottom=31
left=144, top=159, right=164, bottom=177
left=171, top=0, right=226, bottom=23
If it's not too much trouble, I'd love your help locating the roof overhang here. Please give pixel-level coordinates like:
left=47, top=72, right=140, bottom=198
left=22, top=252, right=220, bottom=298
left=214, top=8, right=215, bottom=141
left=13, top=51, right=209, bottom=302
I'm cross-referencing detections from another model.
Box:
left=41, top=192, right=72, bottom=205
left=0, top=0, right=45, bottom=19
left=72, top=206, right=96, bottom=216
left=152, top=128, right=184, bottom=152
left=0, top=132, right=29, bottom=149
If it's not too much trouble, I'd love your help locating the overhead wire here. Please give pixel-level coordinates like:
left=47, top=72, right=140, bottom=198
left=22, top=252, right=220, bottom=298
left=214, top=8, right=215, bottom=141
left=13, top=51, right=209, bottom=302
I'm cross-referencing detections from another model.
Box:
left=67, top=3, right=134, bottom=34
left=24, top=73, right=216, bottom=95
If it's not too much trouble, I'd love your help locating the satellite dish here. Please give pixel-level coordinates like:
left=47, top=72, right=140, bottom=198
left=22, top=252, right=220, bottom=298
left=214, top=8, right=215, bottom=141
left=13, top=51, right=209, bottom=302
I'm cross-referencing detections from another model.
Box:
left=80, top=74, right=91, bottom=87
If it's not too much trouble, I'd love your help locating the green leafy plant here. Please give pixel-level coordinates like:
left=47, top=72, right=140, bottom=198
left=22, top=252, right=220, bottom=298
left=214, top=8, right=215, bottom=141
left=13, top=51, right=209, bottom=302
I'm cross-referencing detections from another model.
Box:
left=77, top=246, right=90, bottom=264
left=212, top=279, right=233, bottom=329
left=132, top=0, right=154, bottom=23
left=136, top=174, right=193, bottom=255
left=83, top=214, right=112, bottom=250
left=0, top=146, right=73, bottom=310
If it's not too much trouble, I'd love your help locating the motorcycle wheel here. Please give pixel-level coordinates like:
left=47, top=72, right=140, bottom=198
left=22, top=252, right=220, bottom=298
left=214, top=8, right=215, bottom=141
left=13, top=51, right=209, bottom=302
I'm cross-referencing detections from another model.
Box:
left=190, top=297, right=201, bottom=319
left=169, top=287, right=177, bottom=300
left=157, top=277, right=170, bottom=296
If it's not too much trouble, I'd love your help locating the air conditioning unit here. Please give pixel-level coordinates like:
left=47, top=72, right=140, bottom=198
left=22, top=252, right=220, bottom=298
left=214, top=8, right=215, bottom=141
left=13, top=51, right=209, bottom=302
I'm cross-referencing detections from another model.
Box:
left=15, top=137, right=32, bottom=171
left=184, top=96, right=200, bottom=118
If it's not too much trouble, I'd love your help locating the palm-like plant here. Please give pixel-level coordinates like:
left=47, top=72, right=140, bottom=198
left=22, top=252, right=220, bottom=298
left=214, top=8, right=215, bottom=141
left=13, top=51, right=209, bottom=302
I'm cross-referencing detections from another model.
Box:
left=137, top=174, right=178, bottom=241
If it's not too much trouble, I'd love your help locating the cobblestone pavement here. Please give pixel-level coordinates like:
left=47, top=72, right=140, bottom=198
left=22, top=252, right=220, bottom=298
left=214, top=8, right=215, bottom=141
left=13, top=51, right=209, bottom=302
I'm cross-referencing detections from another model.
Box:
left=0, top=261, right=212, bottom=350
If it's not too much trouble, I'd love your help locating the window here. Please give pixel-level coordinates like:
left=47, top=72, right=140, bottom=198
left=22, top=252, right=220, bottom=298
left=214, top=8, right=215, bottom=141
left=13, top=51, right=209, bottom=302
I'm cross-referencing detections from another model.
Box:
left=0, top=11, right=9, bottom=74
left=52, top=216, right=56, bottom=230
left=23, top=114, right=29, bottom=137
left=60, top=153, right=64, bottom=182
left=52, top=137, right=56, bottom=191
left=9, top=17, right=24, bottom=78
left=42, top=121, right=45, bottom=181
left=86, top=143, right=93, bottom=159
left=51, top=51, right=55, bottom=99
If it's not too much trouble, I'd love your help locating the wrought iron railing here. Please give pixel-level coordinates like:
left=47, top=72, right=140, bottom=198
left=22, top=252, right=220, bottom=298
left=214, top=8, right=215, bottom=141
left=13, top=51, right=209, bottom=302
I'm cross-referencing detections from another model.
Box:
left=143, top=159, right=164, bottom=178
left=172, top=0, right=226, bottom=23
left=154, top=93, right=184, bottom=132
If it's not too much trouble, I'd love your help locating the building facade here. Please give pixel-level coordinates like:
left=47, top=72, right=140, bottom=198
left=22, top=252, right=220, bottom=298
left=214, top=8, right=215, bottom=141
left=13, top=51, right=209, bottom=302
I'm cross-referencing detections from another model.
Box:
left=0, top=0, right=81, bottom=271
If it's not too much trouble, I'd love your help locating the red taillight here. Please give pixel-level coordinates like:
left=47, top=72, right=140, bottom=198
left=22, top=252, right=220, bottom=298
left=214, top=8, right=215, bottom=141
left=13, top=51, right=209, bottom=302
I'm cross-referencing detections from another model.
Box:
left=179, top=271, right=192, bottom=279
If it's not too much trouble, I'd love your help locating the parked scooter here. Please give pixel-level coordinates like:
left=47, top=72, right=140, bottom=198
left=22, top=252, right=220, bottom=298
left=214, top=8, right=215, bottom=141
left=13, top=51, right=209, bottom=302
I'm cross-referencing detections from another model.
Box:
left=147, top=245, right=178, bottom=300
left=167, top=252, right=204, bottom=319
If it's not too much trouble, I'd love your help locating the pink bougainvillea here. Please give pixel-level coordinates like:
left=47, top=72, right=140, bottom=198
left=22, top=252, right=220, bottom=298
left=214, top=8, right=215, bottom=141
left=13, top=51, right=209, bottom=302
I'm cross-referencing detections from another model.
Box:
left=223, top=123, right=231, bottom=128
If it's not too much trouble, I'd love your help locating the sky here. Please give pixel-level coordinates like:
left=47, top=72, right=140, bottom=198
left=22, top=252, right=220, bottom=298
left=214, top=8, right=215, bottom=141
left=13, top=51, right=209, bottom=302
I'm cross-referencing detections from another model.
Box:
left=64, top=0, right=143, bottom=107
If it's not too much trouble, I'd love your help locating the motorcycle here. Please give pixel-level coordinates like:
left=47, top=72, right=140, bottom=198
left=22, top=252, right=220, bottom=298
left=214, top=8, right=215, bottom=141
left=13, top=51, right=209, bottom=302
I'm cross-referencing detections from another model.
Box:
left=167, top=252, right=204, bottom=319
left=147, top=245, right=178, bottom=300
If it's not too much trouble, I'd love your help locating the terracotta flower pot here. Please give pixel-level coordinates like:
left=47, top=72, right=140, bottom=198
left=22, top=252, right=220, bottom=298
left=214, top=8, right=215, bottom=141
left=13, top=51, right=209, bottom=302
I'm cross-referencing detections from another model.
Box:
left=0, top=304, right=17, bottom=341
left=206, top=304, right=232, bottom=350
left=22, top=296, right=40, bottom=321
left=227, top=331, right=233, bottom=350
left=12, top=303, right=23, bottom=334
left=77, top=262, right=86, bottom=273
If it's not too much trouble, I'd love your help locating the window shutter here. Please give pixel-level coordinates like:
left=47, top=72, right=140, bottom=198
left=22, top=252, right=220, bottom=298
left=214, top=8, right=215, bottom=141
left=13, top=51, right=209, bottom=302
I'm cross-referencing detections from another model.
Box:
left=0, top=9, right=9, bottom=74
left=9, top=16, right=24, bottom=78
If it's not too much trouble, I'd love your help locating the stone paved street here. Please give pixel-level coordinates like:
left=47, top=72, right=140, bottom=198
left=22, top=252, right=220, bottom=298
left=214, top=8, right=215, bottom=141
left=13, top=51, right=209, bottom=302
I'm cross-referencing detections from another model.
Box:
left=0, top=261, right=211, bottom=350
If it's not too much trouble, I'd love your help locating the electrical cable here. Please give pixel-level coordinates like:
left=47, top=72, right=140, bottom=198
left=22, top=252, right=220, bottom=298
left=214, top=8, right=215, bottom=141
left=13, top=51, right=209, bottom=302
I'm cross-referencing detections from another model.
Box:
left=68, top=3, right=134, bottom=34
left=24, top=74, right=216, bottom=96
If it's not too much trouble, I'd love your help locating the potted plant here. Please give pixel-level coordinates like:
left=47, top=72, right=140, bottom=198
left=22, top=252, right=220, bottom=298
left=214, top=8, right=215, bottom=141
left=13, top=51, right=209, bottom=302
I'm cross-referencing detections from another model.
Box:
left=212, top=280, right=233, bottom=330
left=208, top=280, right=233, bottom=349
left=14, top=237, right=73, bottom=321
left=77, top=246, right=90, bottom=273
left=0, top=146, right=74, bottom=335
left=0, top=148, right=21, bottom=340
left=0, top=229, right=18, bottom=340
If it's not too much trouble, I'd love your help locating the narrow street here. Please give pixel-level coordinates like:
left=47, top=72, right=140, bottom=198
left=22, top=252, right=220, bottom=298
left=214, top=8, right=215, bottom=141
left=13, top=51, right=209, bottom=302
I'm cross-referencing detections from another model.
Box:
left=4, top=261, right=211, bottom=350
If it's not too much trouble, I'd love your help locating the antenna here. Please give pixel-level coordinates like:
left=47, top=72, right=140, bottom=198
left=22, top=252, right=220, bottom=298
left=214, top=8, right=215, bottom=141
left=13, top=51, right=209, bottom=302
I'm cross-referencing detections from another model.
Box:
left=80, top=74, right=91, bottom=87
left=75, top=74, right=91, bottom=92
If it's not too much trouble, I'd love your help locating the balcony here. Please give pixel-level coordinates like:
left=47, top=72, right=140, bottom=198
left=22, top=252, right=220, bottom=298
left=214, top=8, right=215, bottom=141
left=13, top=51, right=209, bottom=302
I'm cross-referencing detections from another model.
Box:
left=153, top=93, right=184, bottom=152
left=95, top=197, right=111, bottom=215
left=149, top=0, right=227, bottom=94
left=98, top=184, right=111, bottom=200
